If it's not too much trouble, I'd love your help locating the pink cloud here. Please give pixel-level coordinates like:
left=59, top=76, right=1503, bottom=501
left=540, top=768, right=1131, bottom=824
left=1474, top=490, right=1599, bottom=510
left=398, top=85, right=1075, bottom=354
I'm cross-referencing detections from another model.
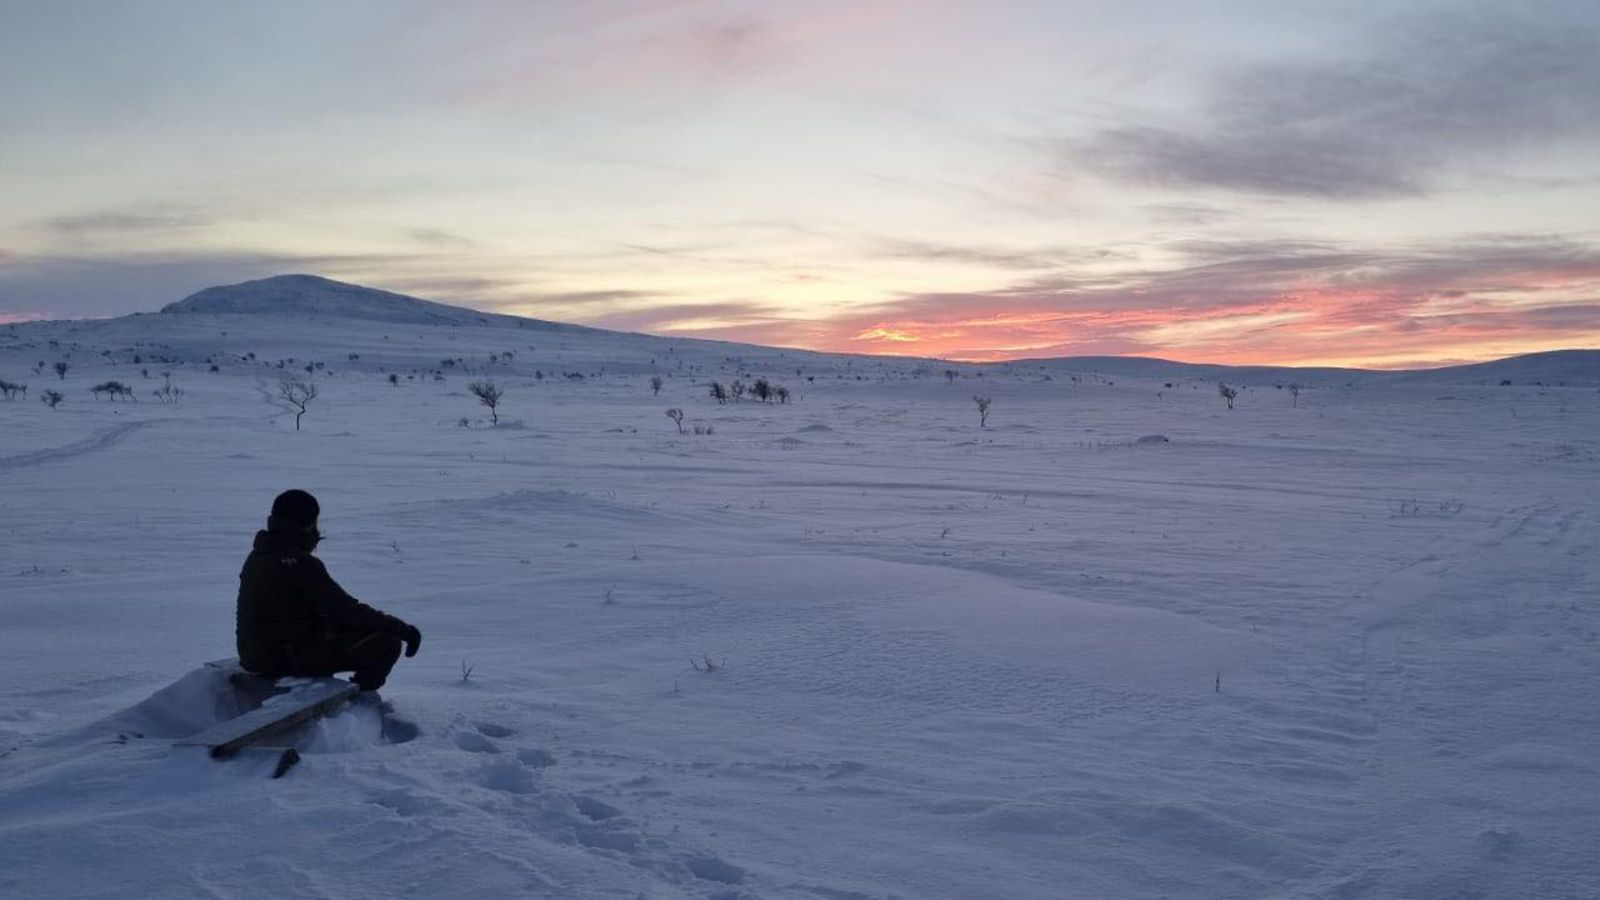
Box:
left=443, top=0, right=922, bottom=107
left=642, top=240, right=1600, bottom=366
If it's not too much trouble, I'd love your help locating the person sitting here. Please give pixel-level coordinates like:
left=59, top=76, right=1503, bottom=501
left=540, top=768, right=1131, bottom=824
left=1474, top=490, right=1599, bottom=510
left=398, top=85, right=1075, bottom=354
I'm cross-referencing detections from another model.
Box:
left=236, top=489, right=421, bottom=692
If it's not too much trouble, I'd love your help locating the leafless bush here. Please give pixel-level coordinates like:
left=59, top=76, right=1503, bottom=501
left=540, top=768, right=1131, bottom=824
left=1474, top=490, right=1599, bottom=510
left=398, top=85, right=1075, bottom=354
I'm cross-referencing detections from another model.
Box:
left=53, top=361, right=68, bottom=380
left=152, top=374, right=183, bottom=403
left=0, top=379, right=26, bottom=399
left=1289, top=383, right=1301, bottom=407
left=40, top=390, right=64, bottom=409
left=974, top=395, right=992, bottom=428
left=666, top=407, right=685, bottom=433
left=944, top=369, right=958, bottom=384
left=650, top=375, right=663, bottom=396
left=278, top=377, right=318, bottom=430
left=1218, top=382, right=1237, bottom=410
left=709, top=381, right=727, bottom=404
left=467, top=380, right=503, bottom=425
left=752, top=378, right=771, bottom=402
left=692, top=423, right=714, bottom=435
left=774, top=385, right=790, bottom=404
left=90, top=380, right=135, bottom=401
left=729, top=380, right=746, bottom=402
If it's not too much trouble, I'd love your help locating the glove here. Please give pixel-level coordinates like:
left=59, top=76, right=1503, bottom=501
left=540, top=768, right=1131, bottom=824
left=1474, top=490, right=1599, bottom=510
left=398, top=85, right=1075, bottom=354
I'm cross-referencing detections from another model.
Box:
left=400, top=624, right=422, bottom=658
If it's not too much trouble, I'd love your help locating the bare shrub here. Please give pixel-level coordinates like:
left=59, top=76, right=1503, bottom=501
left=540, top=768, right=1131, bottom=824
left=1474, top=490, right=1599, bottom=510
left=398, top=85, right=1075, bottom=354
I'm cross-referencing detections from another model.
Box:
left=53, top=361, right=68, bottom=380
left=1218, top=382, right=1237, bottom=410
left=90, top=380, right=135, bottom=401
left=709, top=381, right=727, bottom=404
left=666, top=408, right=685, bottom=433
left=650, top=375, right=663, bottom=396
left=774, top=385, right=790, bottom=404
left=974, top=395, right=992, bottom=428
left=0, top=379, right=26, bottom=399
left=729, top=380, right=746, bottom=402
left=41, top=389, right=64, bottom=409
left=752, top=378, right=771, bottom=403
left=152, top=374, right=183, bottom=403
left=278, top=377, right=318, bottom=430
left=467, top=380, right=503, bottom=425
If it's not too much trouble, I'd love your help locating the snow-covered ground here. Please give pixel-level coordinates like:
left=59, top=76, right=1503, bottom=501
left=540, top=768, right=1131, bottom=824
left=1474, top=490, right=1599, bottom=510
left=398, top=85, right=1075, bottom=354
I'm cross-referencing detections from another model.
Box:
left=2, top=287, right=1598, bottom=898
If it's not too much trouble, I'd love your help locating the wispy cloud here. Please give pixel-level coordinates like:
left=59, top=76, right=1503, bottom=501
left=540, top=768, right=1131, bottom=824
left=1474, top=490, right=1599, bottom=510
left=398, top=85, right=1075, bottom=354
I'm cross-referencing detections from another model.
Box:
left=1070, top=7, right=1600, bottom=198
left=446, top=0, right=914, bottom=107
left=403, top=228, right=477, bottom=249
left=873, top=237, right=1129, bottom=271
left=42, top=210, right=212, bottom=235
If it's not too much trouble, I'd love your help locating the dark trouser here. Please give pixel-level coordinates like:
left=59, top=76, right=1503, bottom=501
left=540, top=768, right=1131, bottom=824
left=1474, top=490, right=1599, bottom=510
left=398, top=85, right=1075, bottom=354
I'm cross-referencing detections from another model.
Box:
left=284, top=631, right=404, bottom=691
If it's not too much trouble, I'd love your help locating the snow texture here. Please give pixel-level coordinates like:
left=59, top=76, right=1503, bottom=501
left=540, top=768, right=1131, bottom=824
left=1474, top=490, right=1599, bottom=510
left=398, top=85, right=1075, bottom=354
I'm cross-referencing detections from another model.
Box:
left=1, top=280, right=1598, bottom=898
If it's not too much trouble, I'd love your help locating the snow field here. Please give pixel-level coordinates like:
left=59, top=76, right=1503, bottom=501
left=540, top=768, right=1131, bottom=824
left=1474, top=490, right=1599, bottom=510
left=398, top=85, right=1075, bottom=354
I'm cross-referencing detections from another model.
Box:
left=2, top=314, right=1598, bottom=898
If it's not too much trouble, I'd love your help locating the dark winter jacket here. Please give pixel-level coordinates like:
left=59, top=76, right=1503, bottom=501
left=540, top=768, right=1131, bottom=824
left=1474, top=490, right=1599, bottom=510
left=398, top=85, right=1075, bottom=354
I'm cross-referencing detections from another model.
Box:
left=236, top=528, right=408, bottom=675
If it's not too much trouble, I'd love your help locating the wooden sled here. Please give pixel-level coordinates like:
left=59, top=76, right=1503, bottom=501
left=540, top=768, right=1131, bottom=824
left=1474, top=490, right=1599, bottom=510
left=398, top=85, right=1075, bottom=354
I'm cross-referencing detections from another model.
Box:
left=174, top=658, right=359, bottom=775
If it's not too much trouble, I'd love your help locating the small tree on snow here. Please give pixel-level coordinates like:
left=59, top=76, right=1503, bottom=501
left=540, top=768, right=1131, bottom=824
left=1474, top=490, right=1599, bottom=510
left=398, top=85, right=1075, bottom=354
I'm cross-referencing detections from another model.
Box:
left=650, top=375, right=663, bottom=396
left=53, top=361, right=68, bottom=380
left=468, top=380, right=503, bottom=425
left=709, top=381, right=727, bottom=404
left=1218, top=382, right=1237, bottom=410
left=665, top=408, right=684, bottom=433
left=752, top=378, right=771, bottom=403
left=729, top=380, right=746, bottom=402
left=774, top=385, right=790, bottom=404
left=279, top=377, right=318, bottom=430
left=41, top=389, right=64, bottom=409
left=944, top=369, right=958, bottom=384
left=1289, top=383, right=1301, bottom=407
left=974, top=395, right=992, bottom=428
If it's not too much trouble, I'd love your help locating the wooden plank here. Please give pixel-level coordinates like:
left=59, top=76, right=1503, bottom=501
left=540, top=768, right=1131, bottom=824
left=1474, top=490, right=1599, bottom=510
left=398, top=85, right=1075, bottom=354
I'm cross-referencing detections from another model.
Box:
left=176, top=678, right=359, bottom=759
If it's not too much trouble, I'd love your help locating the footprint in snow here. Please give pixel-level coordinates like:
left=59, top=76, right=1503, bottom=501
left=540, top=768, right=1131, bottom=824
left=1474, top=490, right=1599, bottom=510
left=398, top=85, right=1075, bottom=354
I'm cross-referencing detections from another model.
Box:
left=517, top=747, right=558, bottom=768
left=683, top=855, right=746, bottom=885
left=572, top=795, right=622, bottom=821
left=475, top=721, right=516, bottom=738
left=454, top=731, right=501, bottom=754
left=478, top=759, right=538, bottom=794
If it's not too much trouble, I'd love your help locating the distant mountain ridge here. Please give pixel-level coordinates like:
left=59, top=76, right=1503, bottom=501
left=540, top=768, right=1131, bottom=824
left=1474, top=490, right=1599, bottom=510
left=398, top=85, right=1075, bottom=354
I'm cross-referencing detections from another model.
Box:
left=147, top=273, right=1597, bottom=384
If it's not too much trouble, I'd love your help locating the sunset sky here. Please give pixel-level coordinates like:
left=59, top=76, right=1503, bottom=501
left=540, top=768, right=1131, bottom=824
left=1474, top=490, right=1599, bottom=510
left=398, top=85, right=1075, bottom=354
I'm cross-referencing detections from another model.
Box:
left=2, top=0, right=1598, bottom=366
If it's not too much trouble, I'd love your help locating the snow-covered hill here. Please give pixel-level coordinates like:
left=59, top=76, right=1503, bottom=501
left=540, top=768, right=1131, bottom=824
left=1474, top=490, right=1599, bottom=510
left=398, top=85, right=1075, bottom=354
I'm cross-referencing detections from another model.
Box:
left=160, top=274, right=532, bottom=328
left=1, top=278, right=1598, bottom=899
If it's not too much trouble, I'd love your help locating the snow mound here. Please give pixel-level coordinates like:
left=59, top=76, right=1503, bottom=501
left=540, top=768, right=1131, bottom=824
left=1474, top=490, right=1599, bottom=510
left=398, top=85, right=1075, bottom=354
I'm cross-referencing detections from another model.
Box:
left=66, top=666, right=248, bottom=742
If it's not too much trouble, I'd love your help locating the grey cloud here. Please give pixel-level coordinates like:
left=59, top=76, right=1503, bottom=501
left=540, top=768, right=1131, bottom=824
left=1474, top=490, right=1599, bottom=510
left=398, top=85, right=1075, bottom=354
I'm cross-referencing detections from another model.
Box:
left=586, top=301, right=785, bottom=333
left=1074, top=7, right=1600, bottom=198
left=530, top=289, right=660, bottom=306
left=44, top=211, right=212, bottom=235
left=0, top=250, right=476, bottom=319
left=403, top=228, right=477, bottom=249
left=874, top=238, right=1130, bottom=271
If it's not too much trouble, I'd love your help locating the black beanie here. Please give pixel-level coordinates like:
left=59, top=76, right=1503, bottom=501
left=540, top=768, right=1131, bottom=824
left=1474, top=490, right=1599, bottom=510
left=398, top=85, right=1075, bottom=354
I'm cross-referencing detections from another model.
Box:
left=270, top=489, right=320, bottom=527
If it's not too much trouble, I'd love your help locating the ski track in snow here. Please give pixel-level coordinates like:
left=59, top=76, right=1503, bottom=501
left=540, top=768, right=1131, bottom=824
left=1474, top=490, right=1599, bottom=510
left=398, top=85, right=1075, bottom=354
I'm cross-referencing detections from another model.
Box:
left=1, top=314, right=1597, bottom=899
left=0, top=420, right=157, bottom=469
